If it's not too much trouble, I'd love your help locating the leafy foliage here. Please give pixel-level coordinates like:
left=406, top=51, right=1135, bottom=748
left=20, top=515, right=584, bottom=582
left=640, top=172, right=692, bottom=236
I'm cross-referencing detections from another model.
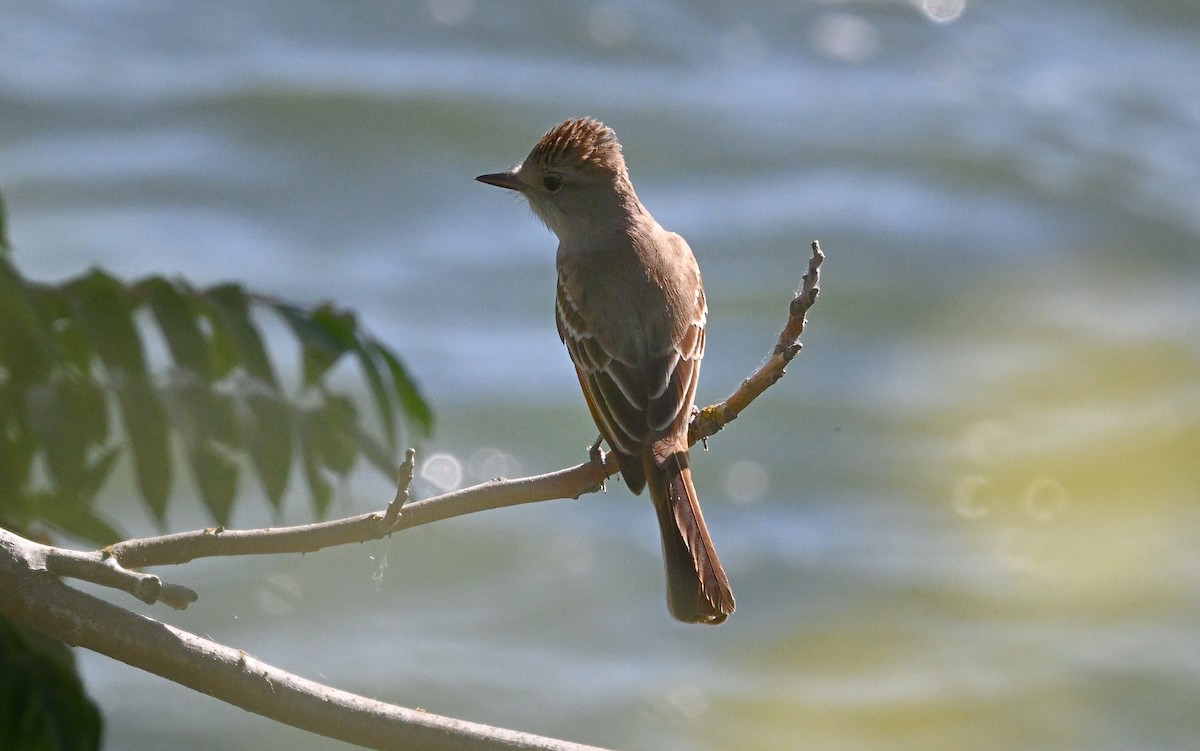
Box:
left=0, top=200, right=431, bottom=544
left=0, top=616, right=102, bottom=751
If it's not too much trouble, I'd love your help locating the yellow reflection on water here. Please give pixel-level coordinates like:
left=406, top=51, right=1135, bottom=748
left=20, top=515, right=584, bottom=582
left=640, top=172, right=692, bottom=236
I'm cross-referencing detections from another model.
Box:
left=713, top=261, right=1200, bottom=751
left=924, top=265, right=1200, bottom=608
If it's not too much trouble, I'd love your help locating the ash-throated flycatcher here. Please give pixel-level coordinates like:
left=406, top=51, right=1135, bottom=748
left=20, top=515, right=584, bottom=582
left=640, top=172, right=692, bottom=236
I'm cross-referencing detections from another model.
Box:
left=477, top=117, right=734, bottom=624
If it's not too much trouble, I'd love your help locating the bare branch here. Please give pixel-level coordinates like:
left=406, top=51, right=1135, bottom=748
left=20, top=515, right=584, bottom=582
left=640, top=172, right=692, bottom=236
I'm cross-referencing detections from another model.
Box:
left=93, top=242, right=824, bottom=583
left=10, top=529, right=197, bottom=609
left=106, top=451, right=616, bottom=570
left=0, top=527, right=611, bottom=751
left=382, top=448, right=416, bottom=529
left=689, top=240, right=823, bottom=443
left=0, top=241, right=824, bottom=750
left=105, top=450, right=421, bottom=570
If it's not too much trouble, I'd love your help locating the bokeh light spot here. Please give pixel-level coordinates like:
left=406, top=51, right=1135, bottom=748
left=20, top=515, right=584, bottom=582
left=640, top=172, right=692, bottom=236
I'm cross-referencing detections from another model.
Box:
left=811, top=13, right=880, bottom=63
left=421, top=452, right=463, bottom=492
left=427, top=0, right=473, bottom=26
left=951, top=474, right=990, bottom=518
left=725, top=459, right=770, bottom=505
left=919, top=0, right=966, bottom=24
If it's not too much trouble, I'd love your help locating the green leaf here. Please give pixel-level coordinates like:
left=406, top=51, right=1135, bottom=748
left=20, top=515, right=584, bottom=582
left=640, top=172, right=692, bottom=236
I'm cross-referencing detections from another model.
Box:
left=0, top=190, right=9, bottom=253
left=24, top=375, right=108, bottom=498
left=371, top=341, right=433, bottom=437
left=137, top=277, right=212, bottom=381
left=0, top=616, right=103, bottom=751
left=272, top=302, right=357, bottom=388
left=161, top=374, right=240, bottom=523
left=161, top=374, right=238, bottom=450
left=203, top=390, right=241, bottom=449
left=296, top=396, right=362, bottom=517
left=238, top=387, right=292, bottom=508
left=312, top=304, right=358, bottom=347
left=354, top=340, right=397, bottom=450
left=29, top=489, right=124, bottom=546
left=67, top=269, right=146, bottom=377
left=188, top=444, right=239, bottom=525
left=202, top=284, right=277, bottom=389
left=115, top=376, right=172, bottom=520
left=305, top=396, right=357, bottom=475
left=27, top=283, right=94, bottom=375
left=0, top=385, right=35, bottom=502
left=352, top=425, right=397, bottom=477
left=0, top=258, right=55, bottom=385
left=65, top=271, right=172, bottom=516
left=53, top=315, right=95, bottom=374
left=299, top=432, right=333, bottom=516
left=204, top=308, right=239, bottom=379
left=78, top=446, right=122, bottom=506
left=0, top=199, right=433, bottom=532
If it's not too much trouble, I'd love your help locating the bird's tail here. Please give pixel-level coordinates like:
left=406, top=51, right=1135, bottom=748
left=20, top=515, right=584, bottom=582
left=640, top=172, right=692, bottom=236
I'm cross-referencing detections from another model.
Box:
left=646, top=453, right=734, bottom=625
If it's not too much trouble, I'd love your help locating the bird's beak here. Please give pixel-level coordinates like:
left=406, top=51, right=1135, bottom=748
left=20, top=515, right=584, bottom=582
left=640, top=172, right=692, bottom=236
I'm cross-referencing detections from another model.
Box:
left=475, top=171, right=524, bottom=191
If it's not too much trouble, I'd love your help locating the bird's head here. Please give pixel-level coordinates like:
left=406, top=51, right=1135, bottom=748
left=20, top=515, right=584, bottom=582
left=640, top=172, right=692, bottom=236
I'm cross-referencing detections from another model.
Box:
left=476, top=117, right=637, bottom=241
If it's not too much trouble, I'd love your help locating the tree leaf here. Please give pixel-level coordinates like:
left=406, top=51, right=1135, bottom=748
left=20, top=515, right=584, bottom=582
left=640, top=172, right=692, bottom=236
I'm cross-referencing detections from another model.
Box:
left=204, top=306, right=239, bottom=380
left=296, top=396, right=363, bottom=516
left=26, top=283, right=94, bottom=374
left=202, top=389, right=241, bottom=450
left=0, top=191, right=435, bottom=533
left=188, top=444, right=239, bottom=526
left=371, top=341, right=433, bottom=437
left=24, top=375, right=108, bottom=499
left=29, top=489, right=124, bottom=546
left=305, top=396, right=357, bottom=475
left=162, top=372, right=241, bottom=451
left=352, top=425, right=397, bottom=477
left=299, top=431, right=332, bottom=516
left=202, top=284, right=277, bottom=389
left=67, top=269, right=146, bottom=377
left=137, top=277, right=212, bottom=381
left=64, top=271, right=172, bottom=516
left=52, top=314, right=95, bottom=375
left=161, top=375, right=240, bottom=523
left=272, top=302, right=356, bottom=388
left=0, top=258, right=55, bottom=385
left=237, top=386, right=292, bottom=508
left=354, top=340, right=397, bottom=450
left=78, top=446, right=122, bottom=506
left=312, top=304, right=358, bottom=347
left=0, top=616, right=103, bottom=751
left=0, top=191, right=8, bottom=253
left=0, top=385, right=35, bottom=502
left=115, top=376, right=172, bottom=520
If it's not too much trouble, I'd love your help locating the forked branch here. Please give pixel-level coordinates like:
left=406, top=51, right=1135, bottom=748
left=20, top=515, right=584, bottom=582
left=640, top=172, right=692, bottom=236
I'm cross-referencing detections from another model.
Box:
left=0, top=241, right=824, bottom=751
left=37, top=242, right=825, bottom=582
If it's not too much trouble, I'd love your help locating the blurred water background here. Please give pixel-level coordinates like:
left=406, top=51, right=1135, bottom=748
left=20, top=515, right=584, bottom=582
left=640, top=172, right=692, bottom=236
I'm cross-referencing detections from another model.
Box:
left=3, top=1, right=1200, bottom=749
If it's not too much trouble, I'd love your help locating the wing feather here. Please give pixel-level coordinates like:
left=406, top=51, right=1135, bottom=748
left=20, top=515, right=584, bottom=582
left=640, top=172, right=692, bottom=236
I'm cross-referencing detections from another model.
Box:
left=556, top=267, right=706, bottom=478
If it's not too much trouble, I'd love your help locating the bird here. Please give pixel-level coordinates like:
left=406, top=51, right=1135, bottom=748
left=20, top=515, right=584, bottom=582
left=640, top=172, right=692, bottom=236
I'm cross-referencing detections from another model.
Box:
left=476, top=117, right=734, bottom=624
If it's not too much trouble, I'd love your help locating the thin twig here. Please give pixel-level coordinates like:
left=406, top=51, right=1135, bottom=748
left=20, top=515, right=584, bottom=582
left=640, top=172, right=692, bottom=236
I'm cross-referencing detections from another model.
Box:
left=88, top=242, right=824, bottom=585
left=689, top=240, right=822, bottom=443
left=9, top=529, right=198, bottom=610
left=382, top=448, right=416, bottom=531
left=105, top=454, right=615, bottom=570
left=0, top=240, right=824, bottom=751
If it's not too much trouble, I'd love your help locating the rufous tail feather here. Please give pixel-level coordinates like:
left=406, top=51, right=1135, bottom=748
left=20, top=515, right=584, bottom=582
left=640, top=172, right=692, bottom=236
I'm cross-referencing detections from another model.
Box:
left=646, top=454, right=734, bottom=624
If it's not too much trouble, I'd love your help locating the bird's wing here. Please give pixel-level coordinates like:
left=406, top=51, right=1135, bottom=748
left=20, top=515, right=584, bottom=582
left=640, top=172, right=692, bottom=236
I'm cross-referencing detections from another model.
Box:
left=556, top=279, right=705, bottom=475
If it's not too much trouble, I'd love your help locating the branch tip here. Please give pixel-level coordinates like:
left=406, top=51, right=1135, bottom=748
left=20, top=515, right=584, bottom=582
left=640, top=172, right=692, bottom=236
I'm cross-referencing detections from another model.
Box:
left=13, top=240, right=826, bottom=605
left=383, top=448, right=417, bottom=529
left=160, top=583, right=199, bottom=610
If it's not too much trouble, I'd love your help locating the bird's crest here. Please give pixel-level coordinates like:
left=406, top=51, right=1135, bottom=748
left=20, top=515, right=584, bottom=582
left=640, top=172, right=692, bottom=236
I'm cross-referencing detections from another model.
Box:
left=528, top=117, right=625, bottom=173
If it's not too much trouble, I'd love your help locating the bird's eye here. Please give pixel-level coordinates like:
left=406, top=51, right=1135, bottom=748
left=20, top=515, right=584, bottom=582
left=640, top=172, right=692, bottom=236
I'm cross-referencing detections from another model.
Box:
left=542, top=175, right=564, bottom=193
